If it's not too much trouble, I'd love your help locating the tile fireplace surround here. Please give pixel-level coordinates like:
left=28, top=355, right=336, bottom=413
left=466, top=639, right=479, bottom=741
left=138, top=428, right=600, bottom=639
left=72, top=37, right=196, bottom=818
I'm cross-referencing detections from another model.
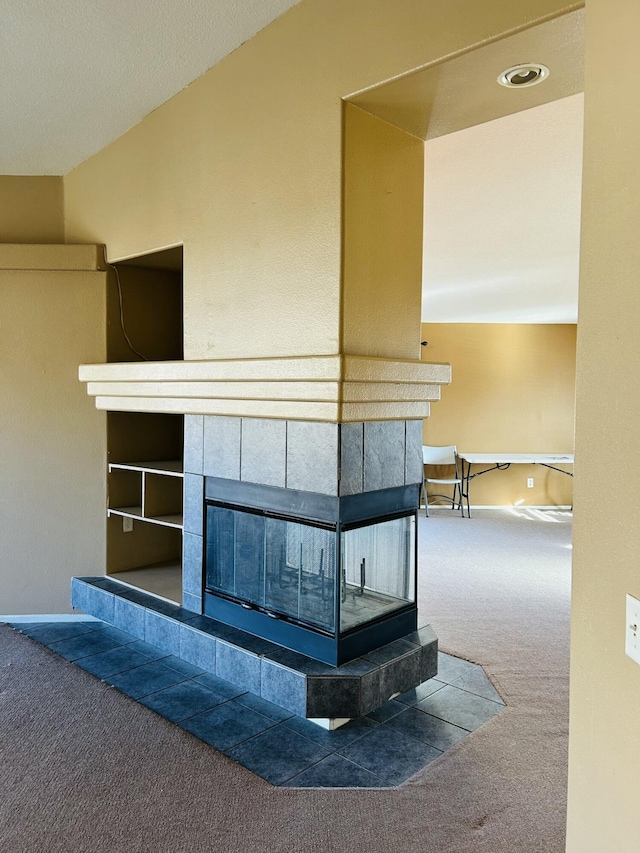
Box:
left=180, top=416, right=425, bottom=617
left=73, top=415, right=437, bottom=723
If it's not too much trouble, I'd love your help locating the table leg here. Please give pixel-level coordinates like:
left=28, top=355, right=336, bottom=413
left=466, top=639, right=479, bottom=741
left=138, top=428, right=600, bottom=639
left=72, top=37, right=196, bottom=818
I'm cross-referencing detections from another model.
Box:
left=461, top=459, right=471, bottom=519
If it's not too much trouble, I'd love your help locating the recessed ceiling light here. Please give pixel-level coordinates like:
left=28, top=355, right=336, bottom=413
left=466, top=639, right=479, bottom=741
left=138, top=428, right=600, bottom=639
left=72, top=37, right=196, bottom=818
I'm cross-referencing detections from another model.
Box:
left=497, top=63, right=550, bottom=88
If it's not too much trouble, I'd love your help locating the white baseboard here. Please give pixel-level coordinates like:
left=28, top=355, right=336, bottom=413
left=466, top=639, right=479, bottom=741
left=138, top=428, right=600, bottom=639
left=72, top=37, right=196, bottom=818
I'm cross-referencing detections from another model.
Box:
left=421, top=504, right=572, bottom=511
left=1, top=614, right=100, bottom=623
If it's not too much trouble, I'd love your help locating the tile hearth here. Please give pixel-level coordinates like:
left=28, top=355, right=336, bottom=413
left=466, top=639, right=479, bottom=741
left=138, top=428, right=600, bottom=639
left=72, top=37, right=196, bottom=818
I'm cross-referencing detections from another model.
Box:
left=70, top=577, right=438, bottom=719
left=8, top=619, right=505, bottom=788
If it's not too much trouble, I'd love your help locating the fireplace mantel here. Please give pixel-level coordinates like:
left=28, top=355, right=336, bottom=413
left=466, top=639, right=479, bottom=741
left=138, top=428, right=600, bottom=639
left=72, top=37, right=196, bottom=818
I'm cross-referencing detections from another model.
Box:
left=79, top=354, right=451, bottom=422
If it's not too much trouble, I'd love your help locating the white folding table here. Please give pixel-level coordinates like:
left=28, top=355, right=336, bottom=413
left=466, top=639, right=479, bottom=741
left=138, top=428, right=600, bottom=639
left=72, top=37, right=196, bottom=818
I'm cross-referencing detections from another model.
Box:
left=457, top=453, right=574, bottom=517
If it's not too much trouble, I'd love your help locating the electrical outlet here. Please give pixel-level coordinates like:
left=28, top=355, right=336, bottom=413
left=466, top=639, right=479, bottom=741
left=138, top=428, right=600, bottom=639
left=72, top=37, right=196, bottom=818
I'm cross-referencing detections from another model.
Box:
left=527, top=477, right=534, bottom=488
left=626, top=594, right=640, bottom=665
left=122, top=516, right=134, bottom=533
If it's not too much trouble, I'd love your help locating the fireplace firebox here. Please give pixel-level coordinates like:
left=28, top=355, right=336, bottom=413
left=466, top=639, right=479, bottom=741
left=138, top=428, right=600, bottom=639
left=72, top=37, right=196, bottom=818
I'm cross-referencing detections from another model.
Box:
left=203, top=477, right=418, bottom=665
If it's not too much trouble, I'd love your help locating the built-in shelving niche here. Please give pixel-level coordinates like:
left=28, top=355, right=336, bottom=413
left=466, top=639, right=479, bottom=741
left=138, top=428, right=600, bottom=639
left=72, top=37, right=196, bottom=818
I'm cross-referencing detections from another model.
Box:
left=105, top=246, right=184, bottom=605
left=107, top=245, right=183, bottom=363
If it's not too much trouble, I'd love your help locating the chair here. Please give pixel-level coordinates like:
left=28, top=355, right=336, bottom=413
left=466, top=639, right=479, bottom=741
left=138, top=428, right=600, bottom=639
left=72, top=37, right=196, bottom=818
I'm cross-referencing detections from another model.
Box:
left=421, top=445, right=466, bottom=517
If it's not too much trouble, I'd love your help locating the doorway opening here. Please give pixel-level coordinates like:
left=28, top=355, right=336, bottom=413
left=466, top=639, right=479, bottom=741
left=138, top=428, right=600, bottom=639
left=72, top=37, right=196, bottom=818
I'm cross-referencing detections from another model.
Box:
left=347, top=8, right=583, bottom=516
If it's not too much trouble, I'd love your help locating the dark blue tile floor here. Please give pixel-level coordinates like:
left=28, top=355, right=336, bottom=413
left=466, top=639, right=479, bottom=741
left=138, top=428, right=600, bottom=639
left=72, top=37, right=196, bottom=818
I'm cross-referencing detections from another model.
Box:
left=8, top=619, right=505, bottom=788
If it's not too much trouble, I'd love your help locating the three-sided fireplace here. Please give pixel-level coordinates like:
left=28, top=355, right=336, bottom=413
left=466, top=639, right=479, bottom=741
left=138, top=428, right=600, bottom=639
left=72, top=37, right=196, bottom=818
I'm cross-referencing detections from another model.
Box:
left=203, top=477, right=418, bottom=665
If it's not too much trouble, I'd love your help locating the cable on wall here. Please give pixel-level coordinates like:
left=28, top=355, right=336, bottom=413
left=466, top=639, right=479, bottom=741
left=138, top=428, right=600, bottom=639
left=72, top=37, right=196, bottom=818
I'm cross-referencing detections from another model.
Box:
left=102, top=245, right=148, bottom=361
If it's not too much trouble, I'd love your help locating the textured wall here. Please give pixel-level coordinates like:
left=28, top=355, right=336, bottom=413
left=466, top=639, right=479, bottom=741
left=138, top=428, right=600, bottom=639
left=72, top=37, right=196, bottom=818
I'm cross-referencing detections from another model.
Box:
left=342, top=104, right=423, bottom=360
left=422, top=323, right=576, bottom=507
left=63, top=0, right=576, bottom=363
left=567, top=0, right=640, bottom=848
left=0, top=248, right=106, bottom=614
left=0, top=176, right=64, bottom=243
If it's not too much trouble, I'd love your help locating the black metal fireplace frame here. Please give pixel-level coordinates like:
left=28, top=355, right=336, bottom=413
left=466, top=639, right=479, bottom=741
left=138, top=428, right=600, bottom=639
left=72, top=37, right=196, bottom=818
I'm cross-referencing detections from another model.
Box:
left=202, top=477, right=419, bottom=666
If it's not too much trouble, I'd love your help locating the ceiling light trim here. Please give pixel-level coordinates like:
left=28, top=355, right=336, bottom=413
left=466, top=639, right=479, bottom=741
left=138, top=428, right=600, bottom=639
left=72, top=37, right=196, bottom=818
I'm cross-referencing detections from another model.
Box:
left=498, top=63, right=550, bottom=88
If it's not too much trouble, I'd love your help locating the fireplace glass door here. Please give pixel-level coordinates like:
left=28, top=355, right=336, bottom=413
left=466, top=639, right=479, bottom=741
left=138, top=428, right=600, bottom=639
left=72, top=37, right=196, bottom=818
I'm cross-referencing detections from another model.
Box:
left=206, top=502, right=416, bottom=640
left=340, top=515, right=415, bottom=633
left=206, top=506, right=337, bottom=633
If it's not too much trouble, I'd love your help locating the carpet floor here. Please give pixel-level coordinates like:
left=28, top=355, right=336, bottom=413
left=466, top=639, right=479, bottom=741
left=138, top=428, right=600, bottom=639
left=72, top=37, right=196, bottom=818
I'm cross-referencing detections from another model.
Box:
left=0, top=508, right=571, bottom=853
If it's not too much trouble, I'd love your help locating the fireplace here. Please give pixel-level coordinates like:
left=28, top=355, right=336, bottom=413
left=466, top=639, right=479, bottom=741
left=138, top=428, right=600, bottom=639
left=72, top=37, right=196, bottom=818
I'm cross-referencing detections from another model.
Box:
left=203, top=477, right=418, bottom=665
left=71, top=416, right=438, bottom=721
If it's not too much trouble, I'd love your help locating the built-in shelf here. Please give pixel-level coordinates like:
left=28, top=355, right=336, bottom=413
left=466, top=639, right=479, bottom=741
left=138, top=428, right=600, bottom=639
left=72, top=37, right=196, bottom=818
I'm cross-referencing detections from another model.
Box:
left=110, top=460, right=183, bottom=475
left=109, top=559, right=182, bottom=605
left=107, top=507, right=183, bottom=529
left=108, top=460, right=184, bottom=530
left=103, top=253, right=184, bottom=603
left=106, top=427, right=184, bottom=604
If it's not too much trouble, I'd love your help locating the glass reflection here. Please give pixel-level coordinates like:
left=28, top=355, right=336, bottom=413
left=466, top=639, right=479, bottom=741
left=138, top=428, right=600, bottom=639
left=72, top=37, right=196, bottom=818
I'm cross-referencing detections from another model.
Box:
left=206, top=506, right=336, bottom=632
left=205, top=505, right=414, bottom=637
left=340, top=516, right=415, bottom=633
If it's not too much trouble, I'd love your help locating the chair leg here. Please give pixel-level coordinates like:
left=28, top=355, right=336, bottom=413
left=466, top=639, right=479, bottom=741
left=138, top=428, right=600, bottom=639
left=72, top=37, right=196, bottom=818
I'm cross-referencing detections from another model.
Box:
left=421, top=480, right=429, bottom=517
left=456, top=483, right=464, bottom=517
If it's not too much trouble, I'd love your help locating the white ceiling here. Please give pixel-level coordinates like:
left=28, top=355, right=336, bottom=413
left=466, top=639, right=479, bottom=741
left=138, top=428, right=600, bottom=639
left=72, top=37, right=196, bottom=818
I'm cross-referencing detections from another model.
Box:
left=0, top=0, right=300, bottom=175
left=1, top=2, right=584, bottom=324
left=422, top=94, right=584, bottom=323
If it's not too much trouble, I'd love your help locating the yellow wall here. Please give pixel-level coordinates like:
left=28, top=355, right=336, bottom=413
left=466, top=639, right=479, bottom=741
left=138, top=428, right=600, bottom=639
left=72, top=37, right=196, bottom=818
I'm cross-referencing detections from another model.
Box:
left=566, top=0, right=640, bottom=848
left=63, top=0, right=577, bottom=364
left=0, top=176, right=64, bottom=243
left=343, top=104, right=424, bottom=360
left=422, top=324, right=576, bottom=506
left=0, top=250, right=106, bottom=614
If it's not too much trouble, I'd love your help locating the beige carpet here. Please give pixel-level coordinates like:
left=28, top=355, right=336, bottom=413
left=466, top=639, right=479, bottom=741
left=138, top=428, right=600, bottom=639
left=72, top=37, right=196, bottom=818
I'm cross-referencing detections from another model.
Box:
left=0, top=508, right=571, bottom=853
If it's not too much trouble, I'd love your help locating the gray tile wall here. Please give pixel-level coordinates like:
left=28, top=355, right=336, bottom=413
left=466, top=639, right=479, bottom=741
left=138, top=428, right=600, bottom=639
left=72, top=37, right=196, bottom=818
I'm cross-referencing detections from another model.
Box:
left=183, top=474, right=204, bottom=535
left=182, top=591, right=203, bottom=614
left=185, top=416, right=425, bottom=610
left=217, top=641, right=262, bottom=694
left=182, top=532, right=203, bottom=600
left=113, top=596, right=146, bottom=637
left=182, top=463, right=204, bottom=611
left=203, top=416, right=241, bottom=480
left=286, top=422, right=338, bottom=495
left=261, top=659, right=307, bottom=717
left=180, top=622, right=217, bottom=670
left=241, top=418, right=287, bottom=488
left=184, top=415, right=204, bottom=475
left=363, top=421, right=407, bottom=492
left=405, top=420, right=424, bottom=486
left=339, top=423, right=364, bottom=496
left=144, top=610, right=181, bottom=654
left=194, top=416, right=424, bottom=497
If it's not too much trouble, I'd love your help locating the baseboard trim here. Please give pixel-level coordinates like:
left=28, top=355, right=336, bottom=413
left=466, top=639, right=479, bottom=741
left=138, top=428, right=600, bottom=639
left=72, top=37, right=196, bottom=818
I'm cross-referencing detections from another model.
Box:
left=421, top=505, right=573, bottom=511
left=1, top=614, right=101, bottom=623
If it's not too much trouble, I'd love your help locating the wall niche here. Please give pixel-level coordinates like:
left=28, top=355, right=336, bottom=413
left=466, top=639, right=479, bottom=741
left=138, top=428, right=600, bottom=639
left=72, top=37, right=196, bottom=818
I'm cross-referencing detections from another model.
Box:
left=107, top=245, right=183, bottom=363
left=105, top=245, right=184, bottom=604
